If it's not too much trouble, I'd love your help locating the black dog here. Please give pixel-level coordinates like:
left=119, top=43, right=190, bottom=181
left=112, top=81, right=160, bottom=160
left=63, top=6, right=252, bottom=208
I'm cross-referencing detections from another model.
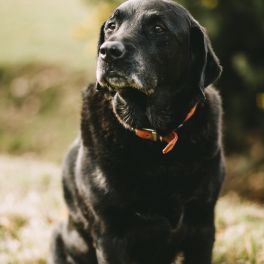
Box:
left=49, top=0, right=225, bottom=263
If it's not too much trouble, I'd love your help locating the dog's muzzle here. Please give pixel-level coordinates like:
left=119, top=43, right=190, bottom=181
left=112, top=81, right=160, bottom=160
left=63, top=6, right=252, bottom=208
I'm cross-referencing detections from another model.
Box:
left=97, top=41, right=156, bottom=95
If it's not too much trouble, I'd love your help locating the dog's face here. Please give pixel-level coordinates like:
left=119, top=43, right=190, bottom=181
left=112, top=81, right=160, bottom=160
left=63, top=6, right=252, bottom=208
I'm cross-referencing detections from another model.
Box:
left=96, top=0, right=222, bottom=134
left=96, top=0, right=191, bottom=95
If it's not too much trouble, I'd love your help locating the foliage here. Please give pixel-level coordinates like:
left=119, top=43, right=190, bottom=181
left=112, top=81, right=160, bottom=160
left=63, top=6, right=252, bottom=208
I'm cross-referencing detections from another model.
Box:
left=180, top=0, right=264, bottom=153
left=0, top=64, right=86, bottom=162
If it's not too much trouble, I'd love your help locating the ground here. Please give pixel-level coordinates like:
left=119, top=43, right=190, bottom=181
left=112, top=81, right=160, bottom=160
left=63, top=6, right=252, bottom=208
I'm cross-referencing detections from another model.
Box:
left=0, top=155, right=263, bottom=264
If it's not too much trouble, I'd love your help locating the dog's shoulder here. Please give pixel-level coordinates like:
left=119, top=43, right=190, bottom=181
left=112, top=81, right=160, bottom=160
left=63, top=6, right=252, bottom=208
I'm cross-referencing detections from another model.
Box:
left=205, top=85, right=223, bottom=117
left=61, top=138, right=82, bottom=215
left=62, top=137, right=81, bottom=181
left=204, top=85, right=223, bottom=141
left=201, top=86, right=224, bottom=157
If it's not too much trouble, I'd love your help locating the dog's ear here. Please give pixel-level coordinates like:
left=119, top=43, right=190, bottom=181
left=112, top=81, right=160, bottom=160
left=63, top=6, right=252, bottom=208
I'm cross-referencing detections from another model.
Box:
left=190, top=24, right=222, bottom=96
left=96, top=22, right=106, bottom=91
left=97, top=22, right=106, bottom=55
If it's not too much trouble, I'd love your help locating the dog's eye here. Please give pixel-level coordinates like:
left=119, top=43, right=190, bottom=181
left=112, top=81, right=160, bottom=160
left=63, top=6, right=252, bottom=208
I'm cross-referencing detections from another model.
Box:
left=153, top=25, right=166, bottom=34
left=106, top=22, right=116, bottom=32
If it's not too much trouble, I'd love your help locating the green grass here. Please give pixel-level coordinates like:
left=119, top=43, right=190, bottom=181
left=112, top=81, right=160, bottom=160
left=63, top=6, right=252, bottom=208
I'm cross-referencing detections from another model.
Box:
left=0, top=155, right=263, bottom=264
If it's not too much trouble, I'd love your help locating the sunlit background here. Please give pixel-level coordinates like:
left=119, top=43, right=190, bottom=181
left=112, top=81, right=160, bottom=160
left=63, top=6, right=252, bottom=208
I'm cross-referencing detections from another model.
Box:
left=0, top=0, right=263, bottom=263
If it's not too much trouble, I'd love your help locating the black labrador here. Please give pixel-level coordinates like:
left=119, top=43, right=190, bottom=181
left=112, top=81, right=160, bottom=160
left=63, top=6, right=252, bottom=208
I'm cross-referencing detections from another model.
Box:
left=49, top=0, right=225, bottom=263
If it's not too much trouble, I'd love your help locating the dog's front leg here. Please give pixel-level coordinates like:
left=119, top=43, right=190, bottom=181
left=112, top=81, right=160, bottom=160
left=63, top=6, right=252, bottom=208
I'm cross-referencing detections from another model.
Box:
left=49, top=218, right=98, bottom=264
left=92, top=216, right=175, bottom=264
left=182, top=224, right=215, bottom=264
left=180, top=200, right=216, bottom=264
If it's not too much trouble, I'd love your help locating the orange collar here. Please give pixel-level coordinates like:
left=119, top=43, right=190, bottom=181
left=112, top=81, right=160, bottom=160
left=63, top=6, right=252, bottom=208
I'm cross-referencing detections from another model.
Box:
left=134, top=103, right=198, bottom=154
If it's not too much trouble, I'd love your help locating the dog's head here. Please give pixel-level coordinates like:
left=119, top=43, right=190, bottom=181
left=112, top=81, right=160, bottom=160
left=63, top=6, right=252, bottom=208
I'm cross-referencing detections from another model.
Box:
left=96, top=0, right=222, bottom=134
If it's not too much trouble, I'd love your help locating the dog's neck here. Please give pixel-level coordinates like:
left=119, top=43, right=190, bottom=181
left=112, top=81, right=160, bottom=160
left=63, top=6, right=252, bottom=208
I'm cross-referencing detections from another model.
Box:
left=111, top=92, right=200, bottom=154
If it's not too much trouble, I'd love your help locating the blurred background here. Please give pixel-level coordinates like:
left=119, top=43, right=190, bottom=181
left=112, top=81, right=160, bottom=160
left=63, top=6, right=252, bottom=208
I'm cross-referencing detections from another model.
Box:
left=0, top=0, right=263, bottom=263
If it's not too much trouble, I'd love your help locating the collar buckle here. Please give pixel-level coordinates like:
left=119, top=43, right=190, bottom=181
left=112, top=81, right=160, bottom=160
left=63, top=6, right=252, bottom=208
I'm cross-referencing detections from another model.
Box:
left=135, top=128, right=159, bottom=142
left=134, top=102, right=199, bottom=154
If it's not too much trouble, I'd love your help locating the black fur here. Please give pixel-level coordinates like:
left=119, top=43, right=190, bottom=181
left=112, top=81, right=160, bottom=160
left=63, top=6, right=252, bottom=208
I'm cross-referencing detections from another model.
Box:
left=49, top=0, right=225, bottom=263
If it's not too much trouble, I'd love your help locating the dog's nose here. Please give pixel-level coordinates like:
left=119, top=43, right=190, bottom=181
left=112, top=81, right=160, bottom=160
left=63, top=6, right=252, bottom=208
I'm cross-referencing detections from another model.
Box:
left=99, top=41, right=126, bottom=60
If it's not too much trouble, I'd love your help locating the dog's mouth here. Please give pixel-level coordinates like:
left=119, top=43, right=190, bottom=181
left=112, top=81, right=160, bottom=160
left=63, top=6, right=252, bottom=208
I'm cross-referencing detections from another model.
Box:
left=97, top=70, right=178, bottom=134
left=107, top=75, right=146, bottom=95
left=107, top=75, right=138, bottom=91
left=97, top=68, right=155, bottom=96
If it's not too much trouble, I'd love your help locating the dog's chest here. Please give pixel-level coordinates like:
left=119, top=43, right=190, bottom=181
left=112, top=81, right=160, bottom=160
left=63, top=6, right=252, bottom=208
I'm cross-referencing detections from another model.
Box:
left=88, top=155, right=202, bottom=212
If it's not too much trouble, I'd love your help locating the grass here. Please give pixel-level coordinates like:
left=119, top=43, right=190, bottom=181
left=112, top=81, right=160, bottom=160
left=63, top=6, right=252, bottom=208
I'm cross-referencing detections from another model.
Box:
left=0, top=155, right=64, bottom=264
left=215, top=196, right=264, bottom=263
left=0, top=155, right=264, bottom=264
